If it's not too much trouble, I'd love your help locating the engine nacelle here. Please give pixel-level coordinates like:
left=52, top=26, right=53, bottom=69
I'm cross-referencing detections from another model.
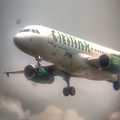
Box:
left=88, top=54, right=120, bottom=73
left=99, top=54, right=120, bottom=73
left=24, top=64, right=54, bottom=84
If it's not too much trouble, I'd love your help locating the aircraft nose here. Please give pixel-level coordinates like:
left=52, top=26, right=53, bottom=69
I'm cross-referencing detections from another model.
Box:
left=14, top=33, right=21, bottom=45
left=13, top=33, right=25, bottom=49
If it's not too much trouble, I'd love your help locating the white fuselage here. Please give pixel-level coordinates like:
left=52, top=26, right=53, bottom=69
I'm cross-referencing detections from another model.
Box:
left=14, top=25, right=120, bottom=82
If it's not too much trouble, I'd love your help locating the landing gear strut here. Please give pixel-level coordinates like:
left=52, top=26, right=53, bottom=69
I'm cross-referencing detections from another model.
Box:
left=35, top=56, right=41, bottom=74
left=35, top=56, right=76, bottom=96
left=113, top=74, right=120, bottom=90
left=63, top=73, right=76, bottom=96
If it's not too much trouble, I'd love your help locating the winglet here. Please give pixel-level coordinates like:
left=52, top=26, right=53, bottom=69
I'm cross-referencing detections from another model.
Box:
left=6, top=73, right=9, bottom=77
left=3, top=71, right=10, bottom=77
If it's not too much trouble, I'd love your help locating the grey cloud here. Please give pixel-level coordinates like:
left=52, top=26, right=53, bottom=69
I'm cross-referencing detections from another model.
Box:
left=0, top=94, right=30, bottom=120
left=63, top=109, right=85, bottom=120
left=27, top=105, right=63, bottom=120
left=27, top=105, right=85, bottom=120
left=0, top=94, right=86, bottom=120
left=109, top=111, right=120, bottom=120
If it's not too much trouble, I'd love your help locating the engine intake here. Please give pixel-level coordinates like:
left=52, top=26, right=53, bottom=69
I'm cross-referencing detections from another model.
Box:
left=88, top=54, right=120, bottom=73
left=99, top=54, right=111, bottom=69
left=24, top=64, right=54, bottom=84
left=24, top=65, right=36, bottom=79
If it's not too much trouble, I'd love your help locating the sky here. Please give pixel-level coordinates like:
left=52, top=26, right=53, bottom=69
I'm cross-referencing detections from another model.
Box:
left=0, top=0, right=120, bottom=120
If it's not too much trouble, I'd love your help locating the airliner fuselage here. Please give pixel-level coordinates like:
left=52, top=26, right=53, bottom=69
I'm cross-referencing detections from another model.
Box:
left=14, top=25, right=120, bottom=81
left=4, top=25, right=120, bottom=96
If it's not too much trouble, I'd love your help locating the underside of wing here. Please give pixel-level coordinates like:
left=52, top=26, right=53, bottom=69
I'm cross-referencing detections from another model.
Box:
left=3, top=63, right=62, bottom=77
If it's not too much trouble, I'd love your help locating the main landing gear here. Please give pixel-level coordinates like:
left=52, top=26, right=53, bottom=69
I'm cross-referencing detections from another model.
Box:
left=35, top=56, right=76, bottom=96
left=63, top=73, right=76, bottom=96
left=113, top=74, right=120, bottom=90
left=35, top=56, right=41, bottom=74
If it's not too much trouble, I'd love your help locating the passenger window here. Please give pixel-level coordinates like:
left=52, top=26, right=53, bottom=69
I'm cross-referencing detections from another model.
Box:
left=35, top=30, right=40, bottom=34
left=23, top=29, right=30, bottom=32
left=31, top=29, right=36, bottom=33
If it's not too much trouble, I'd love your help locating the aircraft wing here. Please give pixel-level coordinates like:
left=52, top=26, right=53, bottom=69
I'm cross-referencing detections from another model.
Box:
left=3, top=63, right=59, bottom=77
left=3, top=69, right=24, bottom=77
left=111, top=54, right=120, bottom=57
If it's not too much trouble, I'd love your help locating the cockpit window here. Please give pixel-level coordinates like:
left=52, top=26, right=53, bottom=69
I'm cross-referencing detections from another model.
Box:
left=31, top=29, right=36, bottom=33
left=19, top=30, right=23, bottom=33
left=23, top=29, right=30, bottom=32
left=35, top=30, right=40, bottom=34
left=19, top=28, right=40, bottom=34
left=31, top=29, right=40, bottom=34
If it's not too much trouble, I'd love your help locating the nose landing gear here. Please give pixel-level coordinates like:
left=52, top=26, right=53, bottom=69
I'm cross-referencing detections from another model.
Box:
left=35, top=56, right=41, bottom=75
left=35, top=56, right=41, bottom=66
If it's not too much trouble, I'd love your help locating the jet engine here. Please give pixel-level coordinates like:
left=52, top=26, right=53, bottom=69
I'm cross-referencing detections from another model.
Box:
left=24, top=64, right=54, bottom=84
left=88, top=54, right=120, bottom=73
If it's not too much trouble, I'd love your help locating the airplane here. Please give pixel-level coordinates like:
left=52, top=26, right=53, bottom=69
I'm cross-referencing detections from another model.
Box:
left=3, top=25, right=120, bottom=96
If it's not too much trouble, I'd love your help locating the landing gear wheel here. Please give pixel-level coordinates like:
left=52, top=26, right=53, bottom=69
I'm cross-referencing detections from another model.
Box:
left=63, top=87, right=69, bottom=96
left=63, top=87, right=76, bottom=96
left=113, top=82, right=120, bottom=91
left=69, top=87, right=76, bottom=96
left=62, top=72, right=76, bottom=96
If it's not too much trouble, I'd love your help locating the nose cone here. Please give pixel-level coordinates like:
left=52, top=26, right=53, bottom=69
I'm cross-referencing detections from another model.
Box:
left=13, top=33, right=25, bottom=50
left=14, top=33, right=21, bottom=46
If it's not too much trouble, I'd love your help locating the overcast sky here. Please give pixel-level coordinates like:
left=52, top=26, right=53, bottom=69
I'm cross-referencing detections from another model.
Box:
left=0, top=0, right=120, bottom=120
